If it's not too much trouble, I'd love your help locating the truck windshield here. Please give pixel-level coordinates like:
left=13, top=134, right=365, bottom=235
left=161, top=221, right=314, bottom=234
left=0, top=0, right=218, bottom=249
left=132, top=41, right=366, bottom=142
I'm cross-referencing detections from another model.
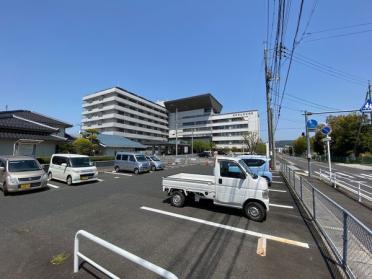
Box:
left=135, top=155, right=147, bottom=162
left=70, top=157, right=92, bottom=168
left=8, top=160, right=41, bottom=172
left=238, top=160, right=256, bottom=177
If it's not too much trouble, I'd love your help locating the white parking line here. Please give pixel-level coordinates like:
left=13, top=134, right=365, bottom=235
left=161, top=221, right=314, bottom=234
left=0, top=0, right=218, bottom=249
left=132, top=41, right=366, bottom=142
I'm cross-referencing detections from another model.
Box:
left=272, top=175, right=281, bottom=178
left=97, top=179, right=104, bottom=182
left=140, top=206, right=309, bottom=248
left=47, top=183, right=59, bottom=189
left=272, top=181, right=284, bottom=184
left=269, top=189, right=287, bottom=193
left=104, top=171, right=132, bottom=177
left=114, top=177, right=120, bottom=179
left=269, top=203, right=294, bottom=209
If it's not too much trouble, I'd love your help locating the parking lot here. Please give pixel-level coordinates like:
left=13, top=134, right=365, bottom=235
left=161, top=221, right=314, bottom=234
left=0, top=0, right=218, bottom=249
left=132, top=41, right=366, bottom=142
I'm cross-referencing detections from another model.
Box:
left=0, top=164, right=332, bottom=279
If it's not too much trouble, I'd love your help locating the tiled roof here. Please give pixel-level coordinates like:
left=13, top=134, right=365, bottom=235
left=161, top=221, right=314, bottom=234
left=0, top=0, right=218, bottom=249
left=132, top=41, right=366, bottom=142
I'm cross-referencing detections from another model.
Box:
left=0, top=115, right=56, bottom=133
left=98, top=134, right=146, bottom=149
left=0, top=132, right=66, bottom=141
left=0, top=110, right=72, bottom=128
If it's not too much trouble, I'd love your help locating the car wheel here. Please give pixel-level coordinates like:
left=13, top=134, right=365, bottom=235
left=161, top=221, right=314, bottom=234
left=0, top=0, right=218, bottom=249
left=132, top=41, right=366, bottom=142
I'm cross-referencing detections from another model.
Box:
left=170, top=191, right=186, bottom=207
left=48, top=172, right=53, bottom=181
left=114, top=166, right=120, bottom=173
left=66, top=176, right=73, bottom=186
left=244, top=202, right=266, bottom=222
left=3, top=183, right=8, bottom=196
left=134, top=168, right=139, bottom=175
left=151, top=166, right=156, bottom=171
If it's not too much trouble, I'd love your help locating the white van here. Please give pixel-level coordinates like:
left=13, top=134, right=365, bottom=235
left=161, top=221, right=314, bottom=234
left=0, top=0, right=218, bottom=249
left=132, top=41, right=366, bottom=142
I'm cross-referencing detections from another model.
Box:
left=48, top=154, right=98, bottom=185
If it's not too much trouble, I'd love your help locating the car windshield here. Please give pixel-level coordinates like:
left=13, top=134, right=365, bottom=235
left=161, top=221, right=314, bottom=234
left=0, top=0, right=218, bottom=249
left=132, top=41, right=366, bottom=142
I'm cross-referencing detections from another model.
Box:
left=70, top=157, right=91, bottom=168
left=238, top=159, right=256, bottom=177
left=8, top=160, right=41, bottom=172
left=150, top=156, right=160, bottom=161
left=135, top=155, right=147, bottom=162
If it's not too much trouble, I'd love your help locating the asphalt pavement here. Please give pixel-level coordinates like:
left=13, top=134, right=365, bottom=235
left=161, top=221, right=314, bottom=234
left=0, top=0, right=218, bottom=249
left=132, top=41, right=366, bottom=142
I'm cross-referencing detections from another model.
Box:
left=0, top=164, right=333, bottom=279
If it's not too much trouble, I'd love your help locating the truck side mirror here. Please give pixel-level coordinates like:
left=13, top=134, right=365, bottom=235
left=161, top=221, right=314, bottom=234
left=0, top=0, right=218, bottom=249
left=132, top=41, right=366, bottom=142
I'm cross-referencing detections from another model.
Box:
left=61, top=163, right=67, bottom=167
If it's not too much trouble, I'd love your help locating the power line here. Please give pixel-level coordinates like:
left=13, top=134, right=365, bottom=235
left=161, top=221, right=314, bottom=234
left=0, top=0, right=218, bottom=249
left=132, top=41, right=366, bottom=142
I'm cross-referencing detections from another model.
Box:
left=290, top=56, right=366, bottom=86
left=305, top=22, right=372, bottom=35
left=275, top=0, right=305, bottom=131
left=294, top=52, right=368, bottom=83
left=302, top=29, right=372, bottom=43
left=298, top=0, right=319, bottom=43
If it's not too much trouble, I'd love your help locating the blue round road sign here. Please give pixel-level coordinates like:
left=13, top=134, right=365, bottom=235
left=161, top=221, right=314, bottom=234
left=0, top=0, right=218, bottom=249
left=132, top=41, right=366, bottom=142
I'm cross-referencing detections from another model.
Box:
left=321, top=126, right=331, bottom=135
left=307, top=119, right=318, bottom=130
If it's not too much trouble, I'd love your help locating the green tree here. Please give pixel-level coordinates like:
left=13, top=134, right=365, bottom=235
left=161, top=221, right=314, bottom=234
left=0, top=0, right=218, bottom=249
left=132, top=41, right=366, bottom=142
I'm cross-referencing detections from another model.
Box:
left=255, top=142, right=267, bottom=155
left=56, top=142, right=75, bottom=153
left=326, top=114, right=371, bottom=157
left=81, top=128, right=100, bottom=155
left=293, top=136, right=306, bottom=156
left=312, top=130, right=325, bottom=155
left=73, top=138, right=94, bottom=155
left=193, top=140, right=210, bottom=153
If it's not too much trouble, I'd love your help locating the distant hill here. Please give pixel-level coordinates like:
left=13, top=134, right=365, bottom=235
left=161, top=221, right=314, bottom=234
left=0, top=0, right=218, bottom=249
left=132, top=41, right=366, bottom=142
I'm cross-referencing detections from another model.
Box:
left=275, top=140, right=292, bottom=148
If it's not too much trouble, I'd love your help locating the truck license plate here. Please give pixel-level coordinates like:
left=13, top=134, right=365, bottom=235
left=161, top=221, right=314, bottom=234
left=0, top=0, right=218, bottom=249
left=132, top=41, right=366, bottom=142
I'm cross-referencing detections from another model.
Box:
left=20, top=184, right=31, bottom=189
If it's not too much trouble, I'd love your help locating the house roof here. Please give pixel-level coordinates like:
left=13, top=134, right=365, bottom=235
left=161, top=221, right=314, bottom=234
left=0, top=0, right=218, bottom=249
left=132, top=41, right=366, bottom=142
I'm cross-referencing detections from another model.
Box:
left=0, top=110, right=72, bottom=128
left=164, top=93, right=223, bottom=113
left=98, top=134, right=146, bottom=149
left=0, top=115, right=57, bottom=133
left=0, top=132, right=67, bottom=142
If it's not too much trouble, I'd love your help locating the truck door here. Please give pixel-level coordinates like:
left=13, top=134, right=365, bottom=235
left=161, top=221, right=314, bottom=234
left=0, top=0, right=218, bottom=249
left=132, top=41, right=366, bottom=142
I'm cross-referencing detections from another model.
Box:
left=216, top=160, right=247, bottom=205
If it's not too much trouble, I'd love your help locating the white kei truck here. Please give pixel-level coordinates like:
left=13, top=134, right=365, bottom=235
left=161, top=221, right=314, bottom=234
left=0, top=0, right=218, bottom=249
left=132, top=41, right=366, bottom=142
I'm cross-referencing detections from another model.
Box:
left=162, top=156, right=269, bottom=222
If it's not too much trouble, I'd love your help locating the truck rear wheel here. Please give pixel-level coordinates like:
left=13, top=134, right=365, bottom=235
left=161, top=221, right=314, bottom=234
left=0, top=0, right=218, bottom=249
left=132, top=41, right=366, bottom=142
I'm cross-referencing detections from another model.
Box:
left=244, top=202, right=266, bottom=222
left=170, top=191, right=186, bottom=207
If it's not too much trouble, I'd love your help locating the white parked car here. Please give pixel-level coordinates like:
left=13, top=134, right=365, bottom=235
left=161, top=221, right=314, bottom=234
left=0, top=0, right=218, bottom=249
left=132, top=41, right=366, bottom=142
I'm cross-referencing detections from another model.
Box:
left=162, top=156, right=269, bottom=222
left=48, top=154, right=98, bottom=185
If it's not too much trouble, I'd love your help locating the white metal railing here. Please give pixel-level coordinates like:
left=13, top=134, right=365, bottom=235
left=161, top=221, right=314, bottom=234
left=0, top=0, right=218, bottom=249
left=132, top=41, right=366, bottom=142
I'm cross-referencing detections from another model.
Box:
left=74, top=230, right=178, bottom=279
left=318, top=169, right=372, bottom=202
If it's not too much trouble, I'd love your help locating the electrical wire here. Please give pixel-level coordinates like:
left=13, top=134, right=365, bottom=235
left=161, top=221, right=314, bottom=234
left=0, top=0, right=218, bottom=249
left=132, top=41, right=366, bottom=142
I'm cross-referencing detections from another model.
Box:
left=302, top=29, right=372, bottom=43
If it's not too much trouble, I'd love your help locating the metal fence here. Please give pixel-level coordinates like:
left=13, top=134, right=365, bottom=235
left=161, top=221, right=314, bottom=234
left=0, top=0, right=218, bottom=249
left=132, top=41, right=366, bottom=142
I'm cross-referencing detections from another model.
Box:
left=281, top=163, right=372, bottom=279
left=74, top=230, right=178, bottom=279
left=318, top=169, right=372, bottom=203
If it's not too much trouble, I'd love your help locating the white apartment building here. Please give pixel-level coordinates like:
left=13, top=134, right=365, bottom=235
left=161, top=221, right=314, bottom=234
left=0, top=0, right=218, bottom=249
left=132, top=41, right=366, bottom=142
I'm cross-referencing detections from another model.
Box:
left=165, top=94, right=260, bottom=149
left=82, top=87, right=168, bottom=144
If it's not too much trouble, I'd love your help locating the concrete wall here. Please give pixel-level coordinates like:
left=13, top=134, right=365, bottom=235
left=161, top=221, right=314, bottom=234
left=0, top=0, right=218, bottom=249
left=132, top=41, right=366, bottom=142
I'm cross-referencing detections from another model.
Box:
left=0, top=139, right=57, bottom=157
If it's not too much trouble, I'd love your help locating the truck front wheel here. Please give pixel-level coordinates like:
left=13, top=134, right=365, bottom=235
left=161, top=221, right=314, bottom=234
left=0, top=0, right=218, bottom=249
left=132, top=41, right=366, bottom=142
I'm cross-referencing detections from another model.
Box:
left=244, top=202, right=266, bottom=222
left=170, top=191, right=186, bottom=207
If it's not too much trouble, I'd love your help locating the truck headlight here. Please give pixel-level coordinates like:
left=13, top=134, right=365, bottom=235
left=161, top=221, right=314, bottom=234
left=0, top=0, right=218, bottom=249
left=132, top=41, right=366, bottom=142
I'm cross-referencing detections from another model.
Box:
left=7, top=176, right=18, bottom=185
left=262, top=189, right=269, bottom=199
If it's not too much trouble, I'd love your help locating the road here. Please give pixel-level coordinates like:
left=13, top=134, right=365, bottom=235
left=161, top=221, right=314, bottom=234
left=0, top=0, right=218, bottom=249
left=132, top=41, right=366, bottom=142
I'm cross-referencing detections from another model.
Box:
left=0, top=164, right=333, bottom=279
left=280, top=154, right=372, bottom=202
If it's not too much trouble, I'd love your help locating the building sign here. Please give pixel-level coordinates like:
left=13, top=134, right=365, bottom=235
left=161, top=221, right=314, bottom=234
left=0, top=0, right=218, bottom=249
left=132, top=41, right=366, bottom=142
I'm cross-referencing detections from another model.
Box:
left=232, top=112, right=254, bottom=117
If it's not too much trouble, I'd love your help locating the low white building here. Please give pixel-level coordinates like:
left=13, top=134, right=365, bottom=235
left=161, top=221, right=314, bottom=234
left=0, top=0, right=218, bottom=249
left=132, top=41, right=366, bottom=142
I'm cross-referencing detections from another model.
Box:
left=82, top=87, right=168, bottom=144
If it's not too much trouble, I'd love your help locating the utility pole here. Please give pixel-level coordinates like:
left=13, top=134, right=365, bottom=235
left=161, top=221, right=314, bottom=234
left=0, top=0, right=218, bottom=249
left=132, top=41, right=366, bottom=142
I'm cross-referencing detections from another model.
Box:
left=175, top=108, right=178, bottom=156
left=264, top=46, right=276, bottom=169
left=304, top=111, right=311, bottom=177
left=191, top=129, right=194, bottom=155
left=368, top=81, right=372, bottom=124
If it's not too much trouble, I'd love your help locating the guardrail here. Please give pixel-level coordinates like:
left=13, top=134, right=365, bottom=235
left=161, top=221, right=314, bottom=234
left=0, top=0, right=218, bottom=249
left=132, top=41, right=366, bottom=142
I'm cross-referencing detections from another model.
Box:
left=74, top=230, right=178, bottom=279
left=318, top=169, right=372, bottom=203
left=281, top=163, right=372, bottom=279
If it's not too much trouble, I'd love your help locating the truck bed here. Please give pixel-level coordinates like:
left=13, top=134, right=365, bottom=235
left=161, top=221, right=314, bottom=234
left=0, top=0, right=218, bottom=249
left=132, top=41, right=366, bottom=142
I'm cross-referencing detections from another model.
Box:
left=162, top=173, right=215, bottom=193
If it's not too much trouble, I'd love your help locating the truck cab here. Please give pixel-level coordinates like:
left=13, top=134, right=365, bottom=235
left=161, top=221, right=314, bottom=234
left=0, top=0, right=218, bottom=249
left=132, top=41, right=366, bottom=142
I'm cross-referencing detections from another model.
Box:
left=162, top=156, right=269, bottom=222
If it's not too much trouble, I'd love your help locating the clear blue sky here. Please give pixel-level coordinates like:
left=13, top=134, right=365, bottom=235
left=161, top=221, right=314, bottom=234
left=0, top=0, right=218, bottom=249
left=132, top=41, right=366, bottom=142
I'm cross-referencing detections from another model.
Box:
left=1, top=0, right=371, bottom=140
